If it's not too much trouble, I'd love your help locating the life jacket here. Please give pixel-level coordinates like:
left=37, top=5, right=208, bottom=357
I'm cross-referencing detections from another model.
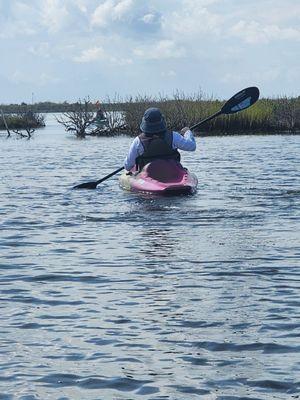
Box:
left=96, top=109, right=105, bottom=120
left=136, top=131, right=180, bottom=170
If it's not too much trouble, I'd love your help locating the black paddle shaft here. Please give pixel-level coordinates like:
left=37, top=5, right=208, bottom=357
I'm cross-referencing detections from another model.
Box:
left=190, top=110, right=222, bottom=131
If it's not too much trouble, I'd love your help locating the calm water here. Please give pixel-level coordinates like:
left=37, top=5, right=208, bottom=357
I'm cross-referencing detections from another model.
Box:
left=0, top=116, right=299, bottom=399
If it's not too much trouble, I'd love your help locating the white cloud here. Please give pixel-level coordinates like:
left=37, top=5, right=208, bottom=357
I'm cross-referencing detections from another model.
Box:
left=91, top=0, right=113, bottom=27
left=164, top=0, right=300, bottom=47
left=74, top=46, right=106, bottom=62
left=134, top=40, right=185, bottom=59
left=0, top=0, right=299, bottom=102
left=40, top=0, right=69, bottom=33
left=74, top=46, right=133, bottom=65
left=114, top=0, right=133, bottom=18
left=73, top=0, right=88, bottom=14
left=0, top=1, right=37, bottom=38
left=230, top=20, right=300, bottom=44
left=232, top=1, right=300, bottom=26
left=141, top=13, right=156, bottom=24
left=91, top=0, right=134, bottom=28
left=166, top=0, right=222, bottom=37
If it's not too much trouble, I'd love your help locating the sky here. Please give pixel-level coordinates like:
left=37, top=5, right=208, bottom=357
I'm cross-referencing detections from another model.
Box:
left=0, top=0, right=299, bottom=103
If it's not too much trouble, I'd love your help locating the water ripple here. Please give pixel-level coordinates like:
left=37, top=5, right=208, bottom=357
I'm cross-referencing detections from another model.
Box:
left=0, top=131, right=299, bottom=399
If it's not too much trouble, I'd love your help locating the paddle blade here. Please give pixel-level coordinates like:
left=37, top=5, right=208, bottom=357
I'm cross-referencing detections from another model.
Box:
left=73, top=181, right=98, bottom=190
left=221, top=86, right=260, bottom=114
left=72, top=167, right=124, bottom=190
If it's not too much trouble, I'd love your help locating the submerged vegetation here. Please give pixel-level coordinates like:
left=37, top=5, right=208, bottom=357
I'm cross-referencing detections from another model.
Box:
left=57, top=93, right=300, bottom=138
left=56, top=97, right=126, bottom=138
left=0, top=109, right=45, bottom=139
left=2, top=93, right=300, bottom=138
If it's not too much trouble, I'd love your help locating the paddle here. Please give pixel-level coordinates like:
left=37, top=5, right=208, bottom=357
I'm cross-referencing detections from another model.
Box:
left=73, top=166, right=124, bottom=189
left=73, top=86, right=259, bottom=190
left=190, top=86, right=260, bottom=130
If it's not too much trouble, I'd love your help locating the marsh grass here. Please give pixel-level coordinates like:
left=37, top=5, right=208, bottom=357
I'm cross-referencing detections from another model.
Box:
left=0, top=112, right=45, bottom=131
left=0, top=111, right=45, bottom=138
left=113, top=93, right=300, bottom=136
left=3, top=93, right=299, bottom=137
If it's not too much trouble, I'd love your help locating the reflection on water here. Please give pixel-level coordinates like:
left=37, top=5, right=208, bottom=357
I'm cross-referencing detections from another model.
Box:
left=0, top=122, right=300, bottom=399
left=140, top=226, right=176, bottom=259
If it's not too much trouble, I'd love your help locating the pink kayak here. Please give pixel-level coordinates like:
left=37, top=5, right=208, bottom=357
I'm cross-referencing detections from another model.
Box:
left=119, top=159, right=198, bottom=195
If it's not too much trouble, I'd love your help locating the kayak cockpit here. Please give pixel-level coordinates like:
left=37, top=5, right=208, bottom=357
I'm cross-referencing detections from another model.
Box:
left=119, top=159, right=198, bottom=195
left=142, top=159, right=186, bottom=183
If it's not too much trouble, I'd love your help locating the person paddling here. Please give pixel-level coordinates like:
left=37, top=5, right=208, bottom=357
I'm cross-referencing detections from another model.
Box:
left=74, top=87, right=259, bottom=190
left=94, top=101, right=105, bottom=121
left=124, top=107, right=196, bottom=171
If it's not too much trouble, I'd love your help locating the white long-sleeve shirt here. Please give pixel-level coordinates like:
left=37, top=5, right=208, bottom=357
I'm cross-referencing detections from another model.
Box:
left=124, top=130, right=196, bottom=170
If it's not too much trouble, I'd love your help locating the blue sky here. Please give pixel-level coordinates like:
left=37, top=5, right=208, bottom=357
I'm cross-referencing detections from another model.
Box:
left=0, top=0, right=299, bottom=103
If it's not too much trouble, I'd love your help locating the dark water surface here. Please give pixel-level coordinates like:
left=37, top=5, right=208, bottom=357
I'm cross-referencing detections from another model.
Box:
left=0, top=117, right=299, bottom=399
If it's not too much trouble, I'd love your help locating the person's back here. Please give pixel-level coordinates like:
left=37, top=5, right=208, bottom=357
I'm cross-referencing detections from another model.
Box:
left=124, top=107, right=196, bottom=171
left=136, top=130, right=181, bottom=170
left=96, top=108, right=105, bottom=120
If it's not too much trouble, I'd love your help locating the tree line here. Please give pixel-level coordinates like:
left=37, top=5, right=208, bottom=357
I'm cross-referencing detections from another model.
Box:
left=57, top=94, right=300, bottom=138
left=0, top=100, right=123, bottom=114
left=1, top=94, right=300, bottom=139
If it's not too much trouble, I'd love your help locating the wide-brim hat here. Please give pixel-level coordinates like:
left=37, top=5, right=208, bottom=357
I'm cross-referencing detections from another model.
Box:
left=140, top=107, right=167, bottom=134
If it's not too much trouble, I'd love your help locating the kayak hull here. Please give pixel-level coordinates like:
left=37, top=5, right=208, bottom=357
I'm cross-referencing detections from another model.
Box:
left=119, top=159, right=198, bottom=195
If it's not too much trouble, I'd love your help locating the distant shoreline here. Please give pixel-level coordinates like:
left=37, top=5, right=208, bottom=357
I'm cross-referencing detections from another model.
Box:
left=1, top=95, right=300, bottom=135
left=3, top=128, right=297, bottom=136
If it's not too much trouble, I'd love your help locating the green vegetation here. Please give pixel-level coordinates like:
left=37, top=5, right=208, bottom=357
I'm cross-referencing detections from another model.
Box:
left=0, top=113, right=45, bottom=130
left=120, top=94, right=300, bottom=136
left=0, top=109, right=45, bottom=138
left=59, top=94, right=300, bottom=137
left=0, top=101, right=111, bottom=114
left=2, top=94, right=300, bottom=137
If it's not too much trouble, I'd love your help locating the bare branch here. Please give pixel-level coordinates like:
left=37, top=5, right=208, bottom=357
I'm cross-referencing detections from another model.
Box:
left=56, top=97, right=96, bottom=138
left=1, top=109, right=11, bottom=137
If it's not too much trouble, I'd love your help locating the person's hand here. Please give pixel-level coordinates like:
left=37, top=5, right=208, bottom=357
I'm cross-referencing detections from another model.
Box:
left=181, top=127, right=190, bottom=135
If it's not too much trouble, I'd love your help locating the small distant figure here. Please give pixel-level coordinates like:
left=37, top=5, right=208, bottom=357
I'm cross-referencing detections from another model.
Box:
left=124, top=107, right=196, bottom=171
left=95, top=101, right=105, bottom=121
left=25, top=110, right=34, bottom=120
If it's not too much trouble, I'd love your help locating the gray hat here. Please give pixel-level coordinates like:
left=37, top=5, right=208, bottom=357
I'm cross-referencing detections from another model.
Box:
left=140, top=107, right=167, bottom=135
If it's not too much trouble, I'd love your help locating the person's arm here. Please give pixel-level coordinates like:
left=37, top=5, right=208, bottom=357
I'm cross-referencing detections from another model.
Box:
left=172, top=129, right=196, bottom=151
left=124, top=137, right=143, bottom=170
